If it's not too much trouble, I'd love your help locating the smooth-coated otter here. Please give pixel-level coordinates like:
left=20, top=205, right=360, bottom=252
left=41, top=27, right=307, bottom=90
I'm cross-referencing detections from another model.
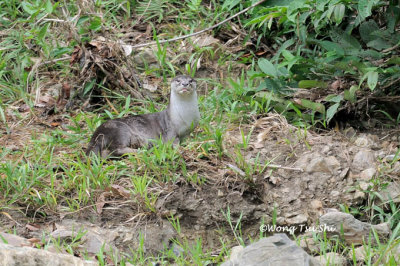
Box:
left=86, top=75, right=200, bottom=158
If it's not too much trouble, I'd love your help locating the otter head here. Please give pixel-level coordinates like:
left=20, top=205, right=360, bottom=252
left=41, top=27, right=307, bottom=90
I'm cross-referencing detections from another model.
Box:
left=171, top=75, right=196, bottom=95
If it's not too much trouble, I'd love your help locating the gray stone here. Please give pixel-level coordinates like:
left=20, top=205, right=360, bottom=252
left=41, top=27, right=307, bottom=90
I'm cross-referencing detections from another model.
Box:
left=314, top=252, right=346, bottom=266
left=286, top=214, right=308, bottom=226
left=299, top=236, right=320, bottom=253
left=229, top=245, right=244, bottom=261
left=306, top=157, right=331, bottom=174
left=354, top=136, right=370, bottom=147
left=319, top=212, right=390, bottom=245
left=50, top=229, right=110, bottom=255
left=221, top=234, right=321, bottom=266
left=298, top=153, right=340, bottom=174
left=353, top=191, right=366, bottom=201
left=132, top=46, right=162, bottom=68
left=376, top=182, right=400, bottom=204
left=0, top=243, right=96, bottom=266
left=359, top=181, right=370, bottom=191
left=348, top=246, right=366, bottom=262
left=359, top=168, right=376, bottom=180
left=352, top=149, right=375, bottom=171
left=0, top=232, right=30, bottom=247
left=330, top=190, right=340, bottom=197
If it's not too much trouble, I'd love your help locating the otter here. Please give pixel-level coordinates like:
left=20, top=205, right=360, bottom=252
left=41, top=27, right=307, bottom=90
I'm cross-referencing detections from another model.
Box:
left=86, top=75, right=200, bottom=158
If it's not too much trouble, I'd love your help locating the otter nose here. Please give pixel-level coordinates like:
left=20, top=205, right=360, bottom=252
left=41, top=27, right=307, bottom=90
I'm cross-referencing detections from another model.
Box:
left=181, top=81, right=190, bottom=87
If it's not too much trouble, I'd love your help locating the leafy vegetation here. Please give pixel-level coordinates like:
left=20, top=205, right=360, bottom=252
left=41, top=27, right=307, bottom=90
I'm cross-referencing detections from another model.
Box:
left=0, top=0, right=399, bottom=265
left=243, top=0, right=400, bottom=127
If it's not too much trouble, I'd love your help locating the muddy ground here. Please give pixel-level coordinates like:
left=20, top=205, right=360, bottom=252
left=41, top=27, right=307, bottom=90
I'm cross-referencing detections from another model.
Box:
left=1, top=106, right=399, bottom=258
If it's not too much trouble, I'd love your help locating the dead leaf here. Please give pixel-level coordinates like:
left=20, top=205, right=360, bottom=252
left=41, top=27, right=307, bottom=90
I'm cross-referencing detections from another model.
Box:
left=70, top=46, right=82, bottom=65
left=111, top=184, right=131, bottom=198
left=95, top=192, right=112, bottom=214
left=18, top=104, right=30, bottom=112
left=26, top=224, right=40, bottom=231
left=50, top=122, right=60, bottom=127
left=27, top=238, right=42, bottom=246
left=143, top=83, right=157, bottom=92
left=256, top=50, right=267, bottom=56
left=331, top=79, right=341, bottom=90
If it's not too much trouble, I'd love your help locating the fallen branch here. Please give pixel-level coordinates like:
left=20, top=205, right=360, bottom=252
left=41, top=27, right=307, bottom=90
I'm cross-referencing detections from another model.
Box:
left=125, top=0, right=267, bottom=51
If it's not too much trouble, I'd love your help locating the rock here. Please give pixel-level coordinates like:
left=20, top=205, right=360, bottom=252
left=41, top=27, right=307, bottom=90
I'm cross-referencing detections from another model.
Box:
left=171, top=243, right=184, bottom=257
left=348, top=246, right=366, bottom=262
left=140, top=222, right=176, bottom=254
left=383, top=154, right=396, bottom=161
left=330, top=190, right=340, bottom=197
left=132, top=46, right=172, bottom=68
left=0, top=232, right=30, bottom=247
left=376, top=182, right=400, bottom=204
left=318, top=212, right=390, bottom=245
left=221, top=234, right=321, bottom=266
left=353, top=191, right=366, bottom=201
left=352, top=149, right=375, bottom=171
left=391, top=162, right=400, bottom=175
left=386, top=244, right=400, bottom=263
left=286, top=214, right=308, bottom=226
left=359, top=181, right=370, bottom=191
left=309, top=200, right=324, bottom=217
left=314, top=252, right=346, bottom=266
left=82, top=232, right=109, bottom=254
left=359, top=168, right=376, bottom=180
left=354, top=136, right=370, bottom=147
left=192, top=35, right=220, bottom=49
left=228, top=245, right=244, bottom=262
left=50, top=229, right=111, bottom=255
left=325, top=156, right=341, bottom=174
left=299, top=236, right=320, bottom=253
left=306, top=155, right=340, bottom=174
left=343, top=127, right=356, bottom=139
left=0, top=243, right=96, bottom=266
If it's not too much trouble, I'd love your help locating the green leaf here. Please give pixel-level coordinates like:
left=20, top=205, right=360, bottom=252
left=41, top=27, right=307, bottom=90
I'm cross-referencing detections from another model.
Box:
left=359, top=21, right=379, bottom=43
left=387, top=57, right=400, bottom=65
left=330, top=28, right=361, bottom=51
left=325, top=94, right=343, bottom=103
left=287, top=0, right=307, bottom=22
left=296, top=99, right=325, bottom=114
left=221, top=0, right=240, bottom=11
left=358, top=0, right=373, bottom=19
left=298, top=80, right=328, bottom=89
left=344, top=85, right=358, bottom=103
left=366, top=71, right=378, bottom=90
left=89, top=17, right=102, bottom=31
left=83, top=79, right=96, bottom=96
left=77, top=16, right=90, bottom=26
left=263, top=78, right=281, bottom=92
left=258, top=58, right=277, bottom=77
left=50, top=47, right=73, bottom=58
left=357, top=49, right=382, bottom=60
left=21, top=2, right=37, bottom=15
left=333, top=4, right=345, bottom=24
left=281, top=50, right=295, bottom=61
left=319, top=41, right=345, bottom=56
left=45, top=0, right=53, bottom=13
left=326, top=102, right=340, bottom=124
left=38, top=23, right=50, bottom=41
left=272, top=39, right=295, bottom=62
left=367, top=39, right=392, bottom=51
left=255, top=91, right=287, bottom=104
left=316, top=0, right=330, bottom=11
